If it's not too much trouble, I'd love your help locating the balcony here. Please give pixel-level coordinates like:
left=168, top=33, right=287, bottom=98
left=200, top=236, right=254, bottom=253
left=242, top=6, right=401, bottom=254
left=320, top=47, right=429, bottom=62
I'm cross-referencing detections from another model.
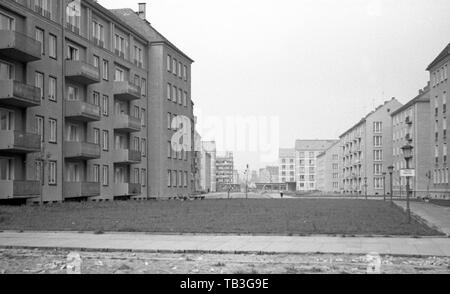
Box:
left=113, top=81, right=141, bottom=101
left=0, top=130, right=41, bottom=153
left=0, top=80, right=41, bottom=108
left=64, top=141, right=101, bottom=160
left=405, top=116, right=412, bottom=125
left=0, top=30, right=42, bottom=62
left=0, top=180, right=41, bottom=199
left=63, top=182, right=100, bottom=199
left=405, top=133, right=413, bottom=142
left=114, top=114, right=141, bottom=132
left=113, top=149, right=142, bottom=164
left=113, top=183, right=141, bottom=197
left=65, top=100, right=101, bottom=122
left=65, top=60, right=100, bottom=85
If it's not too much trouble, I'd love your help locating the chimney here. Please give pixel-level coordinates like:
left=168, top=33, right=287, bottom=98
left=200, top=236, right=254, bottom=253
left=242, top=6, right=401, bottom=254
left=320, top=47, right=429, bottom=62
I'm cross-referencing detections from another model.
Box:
left=138, top=3, right=146, bottom=20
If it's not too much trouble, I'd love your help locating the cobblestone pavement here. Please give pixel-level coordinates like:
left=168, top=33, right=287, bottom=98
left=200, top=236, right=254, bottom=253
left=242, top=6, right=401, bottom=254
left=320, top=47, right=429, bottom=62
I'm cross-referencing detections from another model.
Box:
left=1, top=248, right=449, bottom=274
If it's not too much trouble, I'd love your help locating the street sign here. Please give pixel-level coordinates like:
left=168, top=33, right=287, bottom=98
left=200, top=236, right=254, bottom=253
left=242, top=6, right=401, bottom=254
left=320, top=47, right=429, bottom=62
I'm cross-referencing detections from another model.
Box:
left=400, top=169, right=416, bottom=177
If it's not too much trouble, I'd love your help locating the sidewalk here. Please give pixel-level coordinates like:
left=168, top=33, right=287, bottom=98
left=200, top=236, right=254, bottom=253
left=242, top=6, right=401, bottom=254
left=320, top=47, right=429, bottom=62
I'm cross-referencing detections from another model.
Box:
left=1, top=231, right=449, bottom=257
left=395, top=201, right=450, bottom=236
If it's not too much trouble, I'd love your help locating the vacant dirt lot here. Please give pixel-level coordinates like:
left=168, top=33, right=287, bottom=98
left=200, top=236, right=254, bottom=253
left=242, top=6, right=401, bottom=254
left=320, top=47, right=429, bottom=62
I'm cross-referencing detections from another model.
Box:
left=0, top=199, right=442, bottom=236
left=1, top=248, right=449, bottom=274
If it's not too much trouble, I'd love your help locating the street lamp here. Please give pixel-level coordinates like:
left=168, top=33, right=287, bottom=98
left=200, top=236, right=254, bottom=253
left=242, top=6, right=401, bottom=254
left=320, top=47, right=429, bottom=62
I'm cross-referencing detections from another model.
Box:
left=388, top=166, right=394, bottom=206
left=382, top=172, right=387, bottom=201
left=364, top=177, right=368, bottom=200
left=401, top=143, right=414, bottom=223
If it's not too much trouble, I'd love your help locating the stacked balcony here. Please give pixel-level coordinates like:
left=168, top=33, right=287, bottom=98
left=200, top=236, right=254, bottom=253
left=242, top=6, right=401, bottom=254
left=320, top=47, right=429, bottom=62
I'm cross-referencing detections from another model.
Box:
left=64, top=141, right=101, bottom=160
left=65, top=100, right=101, bottom=122
left=113, top=149, right=142, bottom=164
left=65, top=60, right=101, bottom=85
left=0, top=30, right=42, bottom=62
left=113, top=183, right=141, bottom=197
left=0, top=80, right=41, bottom=108
left=0, top=130, right=41, bottom=154
left=0, top=180, right=41, bottom=199
left=114, top=114, right=141, bottom=132
left=113, top=81, right=141, bottom=101
left=63, top=182, right=101, bottom=199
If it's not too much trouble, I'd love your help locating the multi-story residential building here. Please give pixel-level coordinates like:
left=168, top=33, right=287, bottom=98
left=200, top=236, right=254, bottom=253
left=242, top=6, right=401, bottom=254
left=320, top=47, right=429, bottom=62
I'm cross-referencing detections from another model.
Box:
left=278, top=148, right=295, bottom=183
left=215, top=152, right=234, bottom=192
left=391, top=85, right=432, bottom=198
left=340, top=98, right=402, bottom=195
left=202, top=141, right=216, bottom=192
left=316, top=141, right=341, bottom=193
left=427, top=44, right=450, bottom=198
left=295, top=140, right=338, bottom=191
left=112, top=5, right=195, bottom=198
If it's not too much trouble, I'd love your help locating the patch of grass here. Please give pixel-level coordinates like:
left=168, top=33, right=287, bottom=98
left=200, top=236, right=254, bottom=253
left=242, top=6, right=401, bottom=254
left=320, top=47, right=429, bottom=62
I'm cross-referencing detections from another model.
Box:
left=0, top=199, right=443, bottom=236
left=93, top=230, right=104, bottom=235
left=213, top=262, right=226, bottom=267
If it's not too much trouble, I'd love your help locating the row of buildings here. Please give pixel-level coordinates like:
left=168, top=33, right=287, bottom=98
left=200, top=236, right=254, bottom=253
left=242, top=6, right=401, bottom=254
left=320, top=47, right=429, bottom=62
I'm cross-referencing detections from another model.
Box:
left=279, top=43, right=450, bottom=199
left=0, top=0, right=197, bottom=203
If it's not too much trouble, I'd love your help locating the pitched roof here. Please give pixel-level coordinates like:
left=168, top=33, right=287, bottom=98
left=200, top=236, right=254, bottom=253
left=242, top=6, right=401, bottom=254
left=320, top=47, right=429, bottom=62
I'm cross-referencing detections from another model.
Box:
left=391, top=84, right=430, bottom=117
left=279, top=148, right=295, bottom=157
left=295, top=140, right=338, bottom=151
left=426, top=43, right=450, bottom=71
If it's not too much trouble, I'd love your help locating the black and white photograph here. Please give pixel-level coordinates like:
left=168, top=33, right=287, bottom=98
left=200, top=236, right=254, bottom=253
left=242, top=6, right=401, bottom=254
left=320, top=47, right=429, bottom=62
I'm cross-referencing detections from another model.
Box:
left=0, top=0, right=450, bottom=281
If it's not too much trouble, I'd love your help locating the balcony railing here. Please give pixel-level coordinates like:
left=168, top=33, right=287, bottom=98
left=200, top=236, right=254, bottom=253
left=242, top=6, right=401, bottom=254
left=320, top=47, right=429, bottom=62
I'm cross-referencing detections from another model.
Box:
left=0, top=180, right=41, bottom=199
left=113, top=149, right=142, bottom=164
left=64, top=182, right=101, bottom=199
left=113, top=81, right=141, bottom=101
left=64, top=141, right=101, bottom=160
left=113, top=183, right=142, bottom=197
left=113, top=114, right=141, bottom=132
left=0, top=80, right=41, bottom=108
left=0, top=30, right=42, bottom=62
left=65, top=100, right=101, bottom=122
left=0, top=130, right=41, bottom=153
left=65, top=60, right=101, bottom=84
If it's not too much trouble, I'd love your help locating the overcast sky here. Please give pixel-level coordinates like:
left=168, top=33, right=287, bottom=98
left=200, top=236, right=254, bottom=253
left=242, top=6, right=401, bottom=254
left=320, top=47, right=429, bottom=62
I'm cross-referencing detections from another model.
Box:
left=101, top=0, right=450, bottom=173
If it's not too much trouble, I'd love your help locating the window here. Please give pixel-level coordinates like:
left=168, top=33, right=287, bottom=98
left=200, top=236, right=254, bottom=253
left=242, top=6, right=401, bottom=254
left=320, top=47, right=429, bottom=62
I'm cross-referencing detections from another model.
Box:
left=93, top=55, right=99, bottom=68
left=141, top=139, right=146, bottom=157
left=172, top=85, right=177, bottom=102
left=0, top=61, right=13, bottom=80
left=66, top=0, right=81, bottom=32
left=373, top=164, right=382, bottom=175
left=141, top=169, right=147, bottom=187
left=48, top=76, right=57, bottom=101
left=49, top=118, right=57, bottom=143
left=167, top=55, right=172, bottom=72
left=35, top=28, right=44, bottom=55
left=92, top=21, right=104, bottom=46
left=178, top=88, right=182, bottom=105
left=67, top=86, right=79, bottom=101
left=373, top=122, right=382, bottom=133
left=179, top=171, right=183, bottom=188
left=0, top=12, right=15, bottom=31
left=183, top=65, right=187, bottom=81
left=93, top=128, right=100, bottom=145
left=134, top=46, right=143, bottom=66
left=167, top=83, right=172, bottom=100
left=93, top=165, right=100, bottom=183
left=35, top=116, right=44, bottom=142
left=102, top=60, right=109, bottom=80
left=374, top=150, right=383, bottom=161
left=183, top=91, right=188, bottom=107
left=172, top=58, right=177, bottom=75
left=168, top=170, right=172, bottom=187
left=141, top=109, right=146, bottom=126
left=48, top=161, right=57, bottom=185
left=173, top=170, right=177, bottom=187
left=35, top=160, right=43, bottom=184
left=178, top=61, right=182, bottom=78
left=93, top=91, right=100, bottom=106
left=102, top=165, right=109, bottom=186
left=102, top=95, right=109, bottom=116
left=114, top=34, right=127, bottom=57
left=35, top=72, right=44, bottom=100
left=167, top=113, right=172, bottom=130
left=374, top=136, right=382, bottom=147
left=102, top=130, right=109, bottom=151
left=141, top=78, right=147, bottom=97
left=49, top=34, right=57, bottom=59
left=168, top=141, right=172, bottom=159
left=133, top=137, right=140, bottom=152
left=67, top=45, right=79, bottom=60
left=115, top=68, right=124, bottom=81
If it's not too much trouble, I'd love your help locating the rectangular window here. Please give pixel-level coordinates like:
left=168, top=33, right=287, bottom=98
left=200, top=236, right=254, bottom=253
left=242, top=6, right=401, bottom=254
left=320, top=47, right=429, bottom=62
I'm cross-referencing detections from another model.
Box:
left=167, top=113, right=172, bottom=130
left=168, top=141, right=172, bottom=159
left=102, top=130, right=109, bottom=151
left=141, top=139, right=146, bottom=157
left=93, top=165, right=100, bottom=183
left=141, top=109, right=146, bottom=127
left=35, top=115, right=44, bottom=142
left=93, top=91, right=100, bottom=106
left=115, top=68, right=124, bottom=82
left=0, top=12, right=15, bottom=31
left=49, top=118, right=57, bottom=143
left=178, top=88, right=182, bottom=105
left=102, top=60, right=109, bottom=80
left=178, top=61, right=182, bottom=78
left=167, top=55, right=171, bottom=72
left=35, top=72, right=44, bottom=100
left=102, top=165, right=109, bottom=186
left=373, top=122, right=382, bottom=133
left=35, top=160, right=43, bottom=184
left=172, top=58, right=177, bottom=75
left=141, top=78, right=147, bottom=97
left=67, top=45, right=79, bottom=60
left=47, top=76, right=57, bottom=101
left=167, top=83, right=172, bottom=100
left=172, top=85, right=177, bottom=102
left=374, top=136, right=382, bottom=147
left=141, top=169, right=146, bottom=187
left=374, top=150, right=383, bottom=161
left=102, top=95, right=109, bottom=116
left=93, top=128, right=100, bottom=145
left=183, top=91, right=187, bottom=107
left=168, top=170, right=172, bottom=187
left=48, top=161, right=57, bottom=185
left=49, top=34, right=57, bottom=59
left=93, top=55, right=99, bottom=68
left=183, top=65, right=187, bottom=81
left=35, top=27, right=44, bottom=55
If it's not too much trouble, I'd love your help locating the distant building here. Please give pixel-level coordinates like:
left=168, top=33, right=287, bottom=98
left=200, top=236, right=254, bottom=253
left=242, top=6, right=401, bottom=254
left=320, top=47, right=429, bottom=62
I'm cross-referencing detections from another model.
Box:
left=427, top=44, right=450, bottom=199
left=316, top=141, right=342, bottom=193
left=259, top=166, right=279, bottom=183
left=278, top=148, right=296, bottom=183
left=340, top=98, right=403, bottom=195
left=233, top=170, right=240, bottom=184
left=216, top=152, right=234, bottom=192
left=202, top=141, right=217, bottom=192
left=295, top=140, right=338, bottom=191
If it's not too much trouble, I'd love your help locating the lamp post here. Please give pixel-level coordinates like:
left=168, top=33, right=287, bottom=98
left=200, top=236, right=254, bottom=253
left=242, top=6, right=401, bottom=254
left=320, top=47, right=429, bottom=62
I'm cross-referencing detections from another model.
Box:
left=401, top=143, right=413, bottom=223
left=364, top=177, right=368, bottom=200
left=388, top=166, right=394, bottom=206
left=382, top=172, right=387, bottom=201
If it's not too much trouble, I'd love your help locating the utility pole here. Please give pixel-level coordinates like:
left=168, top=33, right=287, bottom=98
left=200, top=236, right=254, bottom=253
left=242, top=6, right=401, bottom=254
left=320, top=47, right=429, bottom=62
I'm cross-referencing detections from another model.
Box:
left=382, top=172, right=387, bottom=201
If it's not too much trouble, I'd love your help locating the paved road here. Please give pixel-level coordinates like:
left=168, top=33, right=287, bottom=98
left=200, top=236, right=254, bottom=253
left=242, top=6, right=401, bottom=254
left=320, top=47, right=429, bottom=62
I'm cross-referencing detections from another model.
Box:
left=1, top=231, right=449, bottom=257
left=395, top=201, right=450, bottom=236
left=204, top=192, right=293, bottom=199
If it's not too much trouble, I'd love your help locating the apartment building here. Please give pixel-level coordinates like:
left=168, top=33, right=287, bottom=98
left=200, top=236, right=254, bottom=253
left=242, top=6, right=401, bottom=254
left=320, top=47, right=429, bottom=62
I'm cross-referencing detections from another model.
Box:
left=340, top=98, right=402, bottom=195
left=216, top=152, right=234, bottom=192
left=427, top=43, right=450, bottom=198
left=111, top=6, right=195, bottom=198
left=202, top=141, right=217, bottom=192
left=295, top=140, right=338, bottom=191
left=316, top=141, right=341, bottom=193
left=391, top=85, right=432, bottom=197
left=278, top=148, right=295, bottom=183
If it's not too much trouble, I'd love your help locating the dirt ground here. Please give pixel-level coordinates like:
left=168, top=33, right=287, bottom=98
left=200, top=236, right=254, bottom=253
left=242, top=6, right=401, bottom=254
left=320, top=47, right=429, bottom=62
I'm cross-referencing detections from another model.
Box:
left=0, top=248, right=449, bottom=274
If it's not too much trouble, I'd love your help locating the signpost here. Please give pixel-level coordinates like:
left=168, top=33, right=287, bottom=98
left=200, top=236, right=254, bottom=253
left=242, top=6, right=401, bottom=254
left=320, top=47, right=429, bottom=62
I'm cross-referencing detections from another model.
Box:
left=400, top=169, right=416, bottom=178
